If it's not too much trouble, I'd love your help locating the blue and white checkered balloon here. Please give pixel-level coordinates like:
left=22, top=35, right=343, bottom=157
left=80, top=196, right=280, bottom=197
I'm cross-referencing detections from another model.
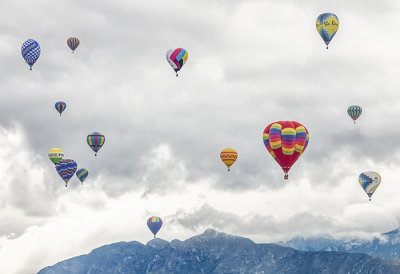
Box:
left=21, top=39, right=41, bottom=70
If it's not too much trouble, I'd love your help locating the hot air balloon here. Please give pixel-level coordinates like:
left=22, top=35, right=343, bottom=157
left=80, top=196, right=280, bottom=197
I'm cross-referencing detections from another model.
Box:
left=87, top=131, right=105, bottom=156
left=147, top=216, right=163, bottom=238
left=67, top=37, right=80, bottom=53
left=358, top=171, right=381, bottom=201
left=76, top=168, right=88, bottom=185
left=48, top=148, right=64, bottom=164
left=21, top=39, right=41, bottom=70
left=220, top=148, right=238, bottom=171
left=316, top=13, right=339, bottom=49
left=55, top=159, right=77, bottom=187
left=263, top=121, right=309, bottom=180
left=55, top=101, right=66, bottom=116
left=347, top=105, right=362, bottom=124
left=166, top=48, right=188, bottom=76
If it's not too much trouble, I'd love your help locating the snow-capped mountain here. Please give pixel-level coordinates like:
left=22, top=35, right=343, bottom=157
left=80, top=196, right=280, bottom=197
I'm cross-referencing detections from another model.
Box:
left=280, top=227, right=400, bottom=259
left=38, top=229, right=400, bottom=274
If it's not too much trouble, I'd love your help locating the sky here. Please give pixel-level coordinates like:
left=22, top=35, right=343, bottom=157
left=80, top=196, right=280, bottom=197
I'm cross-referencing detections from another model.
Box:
left=1, top=0, right=400, bottom=273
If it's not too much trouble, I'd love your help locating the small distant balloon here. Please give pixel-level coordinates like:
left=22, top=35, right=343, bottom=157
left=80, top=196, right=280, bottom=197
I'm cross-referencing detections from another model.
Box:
left=358, top=171, right=381, bottom=201
left=87, top=131, right=105, bottom=156
left=76, top=168, right=88, bottom=185
left=21, top=39, right=41, bottom=70
left=316, top=13, right=339, bottom=49
left=347, top=105, right=362, bottom=124
left=220, top=148, right=238, bottom=171
left=55, top=159, right=77, bottom=187
left=147, top=216, right=163, bottom=238
left=48, top=148, right=64, bottom=164
left=263, top=121, right=309, bottom=180
left=67, top=37, right=80, bottom=53
left=166, top=48, right=188, bottom=76
left=55, top=101, right=67, bottom=116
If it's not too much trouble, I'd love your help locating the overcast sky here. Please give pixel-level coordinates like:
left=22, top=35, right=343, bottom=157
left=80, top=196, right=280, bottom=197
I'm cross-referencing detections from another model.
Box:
left=1, top=0, right=400, bottom=273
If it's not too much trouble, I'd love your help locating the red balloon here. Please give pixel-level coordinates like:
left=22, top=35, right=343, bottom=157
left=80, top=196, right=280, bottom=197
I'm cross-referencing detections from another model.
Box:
left=263, top=121, right=309, bottom=179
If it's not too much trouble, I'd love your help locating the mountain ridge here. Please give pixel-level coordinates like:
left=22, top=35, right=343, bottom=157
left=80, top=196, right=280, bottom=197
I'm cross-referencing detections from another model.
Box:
left=39, top=229, right=400, bottom=274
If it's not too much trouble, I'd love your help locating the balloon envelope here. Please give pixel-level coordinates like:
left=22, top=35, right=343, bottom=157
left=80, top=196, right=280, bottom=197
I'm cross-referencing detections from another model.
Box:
left=21, top=39, right=41, bottom=70
left=147, top=216, right=163, bottom=237
left=87, top=131, right=105, bottom=155
left=67, top=37, right=80, bottom=52
left=55, top=159, right=77, bottom=186
left=55, top=101, right=67, bottom=116
left=316, top=13, right=339, bottom=48
left=166, top=48, right=188, bottom=76
left=347, top=105, right=362, bottom=123
left=263, top=121, right=309, bottom=179
left=358, top=171, right=381, bottom=201
left=76, top=168, right=88, bottom=183
left=48, top=148, right=64, bottom=164
left=220, top=148, right=238, bottom=171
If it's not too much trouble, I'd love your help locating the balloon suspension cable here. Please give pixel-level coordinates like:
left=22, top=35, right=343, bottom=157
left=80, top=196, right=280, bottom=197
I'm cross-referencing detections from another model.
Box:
left=284, top=174, right=289, bottom=180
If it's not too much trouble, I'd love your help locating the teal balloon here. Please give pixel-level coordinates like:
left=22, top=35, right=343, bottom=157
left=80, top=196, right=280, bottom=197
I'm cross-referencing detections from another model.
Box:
left=347, top=105, right=362, bottom=124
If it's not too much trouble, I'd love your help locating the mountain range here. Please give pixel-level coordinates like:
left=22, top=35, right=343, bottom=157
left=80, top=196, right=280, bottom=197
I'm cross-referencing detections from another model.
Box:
left=39, top=229, right=400, bottom=274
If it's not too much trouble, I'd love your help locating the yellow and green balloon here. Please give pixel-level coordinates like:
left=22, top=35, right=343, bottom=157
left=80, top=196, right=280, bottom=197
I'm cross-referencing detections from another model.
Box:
left=48, top=148, right=64, bottom=164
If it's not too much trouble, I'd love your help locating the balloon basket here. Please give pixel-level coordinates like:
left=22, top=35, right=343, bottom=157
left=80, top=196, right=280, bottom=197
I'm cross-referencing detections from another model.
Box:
left=284, top=174, right=288, bottom=180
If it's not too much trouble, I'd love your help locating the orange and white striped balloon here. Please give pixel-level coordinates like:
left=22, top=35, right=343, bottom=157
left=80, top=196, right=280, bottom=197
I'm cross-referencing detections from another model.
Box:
left=220, top=148, right=238, bottom=171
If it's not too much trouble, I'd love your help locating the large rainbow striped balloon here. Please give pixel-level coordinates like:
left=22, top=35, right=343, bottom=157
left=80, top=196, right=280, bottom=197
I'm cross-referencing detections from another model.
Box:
left=263, top=121, right=309, bottom=179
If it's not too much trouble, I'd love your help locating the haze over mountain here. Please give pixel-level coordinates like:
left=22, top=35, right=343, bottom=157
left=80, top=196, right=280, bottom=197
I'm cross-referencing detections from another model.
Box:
left=280, top=227, right=400, bottom=259
left=39, top=229, right=400, bottom=274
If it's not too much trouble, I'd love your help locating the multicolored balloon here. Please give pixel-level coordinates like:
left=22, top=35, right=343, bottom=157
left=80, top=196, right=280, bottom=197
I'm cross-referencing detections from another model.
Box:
left=21, top=39, right=41, bottom=70
left=76, top=168, right=88, bottom=185
left=67, top=37, right=80, bottom=53
left=48, top=148, right=64, bottom=164
left=87, top=131, right=105, bottom=156
left=358, top=171, right=381, bottom=201
left=263, top=121, right=309, bottom=179
left=55, top=101, right=66, bottom=116
left=220, top=148, right=238, bottom=171
left=55, top=159, right=77, bottom=187
left=147, top=216, right=163, bottom=238
left=316, top=13, right=339, bottom=49
left=166, top=48, right=188, bottom=76
left=347, top=105, right=362, bottom=124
